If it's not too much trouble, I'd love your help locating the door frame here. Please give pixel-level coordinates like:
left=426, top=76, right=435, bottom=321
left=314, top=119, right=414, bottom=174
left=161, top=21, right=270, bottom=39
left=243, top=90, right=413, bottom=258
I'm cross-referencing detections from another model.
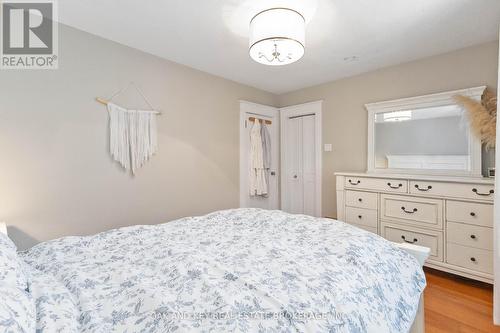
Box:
left=239, top=100, right=280, bottom=209
left=280, top=100, right=323, bottom=217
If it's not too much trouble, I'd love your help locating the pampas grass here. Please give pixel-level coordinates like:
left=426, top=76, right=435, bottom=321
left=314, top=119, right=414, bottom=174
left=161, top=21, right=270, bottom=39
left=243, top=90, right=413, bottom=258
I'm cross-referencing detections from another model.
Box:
left=454, top=89, right=497, bottom=150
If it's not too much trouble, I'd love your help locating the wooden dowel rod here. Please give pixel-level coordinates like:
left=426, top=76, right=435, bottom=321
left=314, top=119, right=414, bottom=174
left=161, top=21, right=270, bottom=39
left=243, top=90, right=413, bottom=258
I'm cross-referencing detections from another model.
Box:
left=95, top=97, right=162, bottom=115
left=248, top=117, right=272, bottom=125
left=96, top=97, right=109, bottom=105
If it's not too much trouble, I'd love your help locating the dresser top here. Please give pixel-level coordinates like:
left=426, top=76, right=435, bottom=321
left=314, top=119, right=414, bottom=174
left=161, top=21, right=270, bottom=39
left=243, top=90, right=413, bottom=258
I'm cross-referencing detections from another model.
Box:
left=335, top=172, right=495, bottom=185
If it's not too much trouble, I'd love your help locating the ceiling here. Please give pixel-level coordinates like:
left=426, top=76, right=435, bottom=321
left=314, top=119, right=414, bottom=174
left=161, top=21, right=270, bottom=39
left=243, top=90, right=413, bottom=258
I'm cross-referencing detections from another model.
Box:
left=58, top=0, right=500, bottom=94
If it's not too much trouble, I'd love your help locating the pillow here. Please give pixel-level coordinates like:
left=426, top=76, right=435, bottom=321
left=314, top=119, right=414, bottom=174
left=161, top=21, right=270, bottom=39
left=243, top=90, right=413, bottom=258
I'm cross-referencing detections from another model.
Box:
left=0, top=233, right=29, bottom=291
left=0, top=231, right=16, bottom=251
left=0, top=285, right=36, bottom=333
left=28, top=267, right=79, bottom=333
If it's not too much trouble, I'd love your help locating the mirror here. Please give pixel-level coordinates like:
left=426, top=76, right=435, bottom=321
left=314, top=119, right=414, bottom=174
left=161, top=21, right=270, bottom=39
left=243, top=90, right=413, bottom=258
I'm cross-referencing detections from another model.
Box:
left=366, top=87, right=484, bottom=177
left=375, top=105, right=469, bottom=170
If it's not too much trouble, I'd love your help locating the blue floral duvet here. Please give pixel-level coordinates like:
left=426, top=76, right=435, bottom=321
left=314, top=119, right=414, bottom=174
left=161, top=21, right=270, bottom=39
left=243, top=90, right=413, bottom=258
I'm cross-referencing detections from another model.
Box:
left=21, top=209, right=426, bottom=332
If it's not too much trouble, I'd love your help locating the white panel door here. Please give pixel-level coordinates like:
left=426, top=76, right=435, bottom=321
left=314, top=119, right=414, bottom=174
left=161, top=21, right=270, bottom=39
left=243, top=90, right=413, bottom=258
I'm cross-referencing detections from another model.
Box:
left=287, top=117, right=304, bottom=214
left=239, top=101, right=280, bottom=210
left=281, top=102, right=322, bottom=216
left=302, top=115, right=316, bottom=216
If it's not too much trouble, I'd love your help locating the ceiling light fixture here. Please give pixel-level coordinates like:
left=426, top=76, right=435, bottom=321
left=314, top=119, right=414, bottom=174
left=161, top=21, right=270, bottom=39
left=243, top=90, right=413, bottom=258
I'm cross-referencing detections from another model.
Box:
left=249, top=8, right=305, bottom=66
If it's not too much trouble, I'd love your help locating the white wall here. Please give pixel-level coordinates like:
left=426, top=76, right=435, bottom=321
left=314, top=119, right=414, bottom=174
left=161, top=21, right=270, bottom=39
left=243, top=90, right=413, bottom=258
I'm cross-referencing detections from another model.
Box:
left=0, top=24, right=276, bottom=249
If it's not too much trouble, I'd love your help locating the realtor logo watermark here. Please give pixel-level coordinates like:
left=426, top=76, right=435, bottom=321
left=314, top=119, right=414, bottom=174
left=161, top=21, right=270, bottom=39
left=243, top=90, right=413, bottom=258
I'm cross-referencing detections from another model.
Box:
left=1, top=0, right=58, bottom=69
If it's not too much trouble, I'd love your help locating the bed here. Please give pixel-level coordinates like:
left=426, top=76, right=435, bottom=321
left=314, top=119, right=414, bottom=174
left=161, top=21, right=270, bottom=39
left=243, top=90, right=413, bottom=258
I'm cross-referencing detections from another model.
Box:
left=0, top=209, right=427, bottom=332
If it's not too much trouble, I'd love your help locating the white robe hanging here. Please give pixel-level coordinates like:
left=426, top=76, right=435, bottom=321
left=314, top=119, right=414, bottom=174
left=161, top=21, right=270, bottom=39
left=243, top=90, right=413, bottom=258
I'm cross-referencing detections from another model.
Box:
left=249, top=119, right=267, bottom=196
left=108, top=103, right=158, bottom=175
left=260, top=123, right=271, bottom=196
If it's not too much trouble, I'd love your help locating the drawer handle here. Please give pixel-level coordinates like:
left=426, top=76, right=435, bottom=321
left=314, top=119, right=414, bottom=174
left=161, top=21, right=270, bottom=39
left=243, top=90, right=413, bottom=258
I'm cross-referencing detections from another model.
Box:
left=358, top=215, right=362, bottom=219
left=470, top=257, right=476, bottom=262
left=349, top=179, right=361, bottom=185
left=414, top=184, right=432, bottom=191
left=470, top=234, right=476, bottom=239
left=472, top=188, right=494, bottom=196
left=358, top=198, right=363, bottom=202
left=470, top=212, right=476, bottom=217
left=401, top=206, right=418, bottom=214
left=401, top=235, right=418, bottom=244
left=387, top=182, right=403, bottom=189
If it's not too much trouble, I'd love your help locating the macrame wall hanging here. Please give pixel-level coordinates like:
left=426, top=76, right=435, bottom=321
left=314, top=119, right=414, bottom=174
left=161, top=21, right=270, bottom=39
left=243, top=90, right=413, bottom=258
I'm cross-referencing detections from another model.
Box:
left=96, top=82, right=161, bottom=175
left=454, top=88, right=497, bottom=150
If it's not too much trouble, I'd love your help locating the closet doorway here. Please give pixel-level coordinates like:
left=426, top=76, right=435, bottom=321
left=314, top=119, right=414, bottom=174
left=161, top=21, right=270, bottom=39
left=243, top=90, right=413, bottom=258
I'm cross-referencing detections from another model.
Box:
left=239, top=101, right=280, bottom=210
left=280, top=101, right=322, bottom=217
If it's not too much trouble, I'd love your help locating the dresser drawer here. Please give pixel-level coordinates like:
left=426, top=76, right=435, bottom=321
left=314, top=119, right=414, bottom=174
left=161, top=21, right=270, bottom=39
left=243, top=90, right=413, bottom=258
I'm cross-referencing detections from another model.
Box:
left=380, top=194, right=443, bottom=229
left=447, top=243, right=493, bottom=274
left=351, top=223, right=377, bottom=234
left=409, top=181, right=494, bottom=201
left=446, top=201, right=493, bottom=227
left=345, top=207, right=377, bottom=228
left=345, top=177, right=408, bottom=193
left=447, top=222, right=493, bottom=251
left=345, top=190, right=377, bottom=210
left=381, top=223, right=443, bottom=262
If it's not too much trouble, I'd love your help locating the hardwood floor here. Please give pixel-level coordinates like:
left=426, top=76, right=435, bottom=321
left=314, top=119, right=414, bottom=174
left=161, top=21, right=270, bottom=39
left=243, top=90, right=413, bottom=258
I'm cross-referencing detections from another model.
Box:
left=424, top=267, right=498, bottom=333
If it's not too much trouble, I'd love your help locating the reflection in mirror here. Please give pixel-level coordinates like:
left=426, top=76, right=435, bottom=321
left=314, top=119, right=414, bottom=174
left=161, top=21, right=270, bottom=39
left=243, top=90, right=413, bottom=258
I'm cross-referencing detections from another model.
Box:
left=374, top=104, right=470, bottom=171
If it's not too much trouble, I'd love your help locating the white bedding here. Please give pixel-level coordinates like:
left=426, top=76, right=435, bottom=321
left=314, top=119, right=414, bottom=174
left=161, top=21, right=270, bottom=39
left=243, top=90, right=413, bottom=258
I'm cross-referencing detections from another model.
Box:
left=14, top=209, right=426, bottom=332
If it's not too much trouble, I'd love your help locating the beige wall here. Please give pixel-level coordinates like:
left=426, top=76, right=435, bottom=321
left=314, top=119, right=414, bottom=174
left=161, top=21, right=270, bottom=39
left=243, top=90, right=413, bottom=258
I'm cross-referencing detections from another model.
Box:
left=1, top=22, right=496, bottom=248
left=278, top=41, right=499, bottom=219
left=0, top=24, right=276, bottom=249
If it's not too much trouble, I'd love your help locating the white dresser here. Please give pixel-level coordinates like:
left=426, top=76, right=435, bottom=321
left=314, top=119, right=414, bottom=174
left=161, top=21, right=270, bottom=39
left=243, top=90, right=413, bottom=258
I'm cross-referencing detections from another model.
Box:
left=336, top=172, right=495, bottom=283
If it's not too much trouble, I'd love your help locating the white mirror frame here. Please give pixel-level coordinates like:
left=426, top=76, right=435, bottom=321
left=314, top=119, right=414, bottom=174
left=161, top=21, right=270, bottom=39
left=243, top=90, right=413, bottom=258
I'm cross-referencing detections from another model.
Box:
left=365, top=86, right=486, bottom=177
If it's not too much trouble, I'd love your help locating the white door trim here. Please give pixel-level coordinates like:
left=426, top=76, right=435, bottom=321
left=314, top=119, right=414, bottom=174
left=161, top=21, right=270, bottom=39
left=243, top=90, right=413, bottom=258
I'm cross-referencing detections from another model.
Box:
left=239, top=100, right=280, bottom=209
left=280, top=100, right=323, bottom=216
